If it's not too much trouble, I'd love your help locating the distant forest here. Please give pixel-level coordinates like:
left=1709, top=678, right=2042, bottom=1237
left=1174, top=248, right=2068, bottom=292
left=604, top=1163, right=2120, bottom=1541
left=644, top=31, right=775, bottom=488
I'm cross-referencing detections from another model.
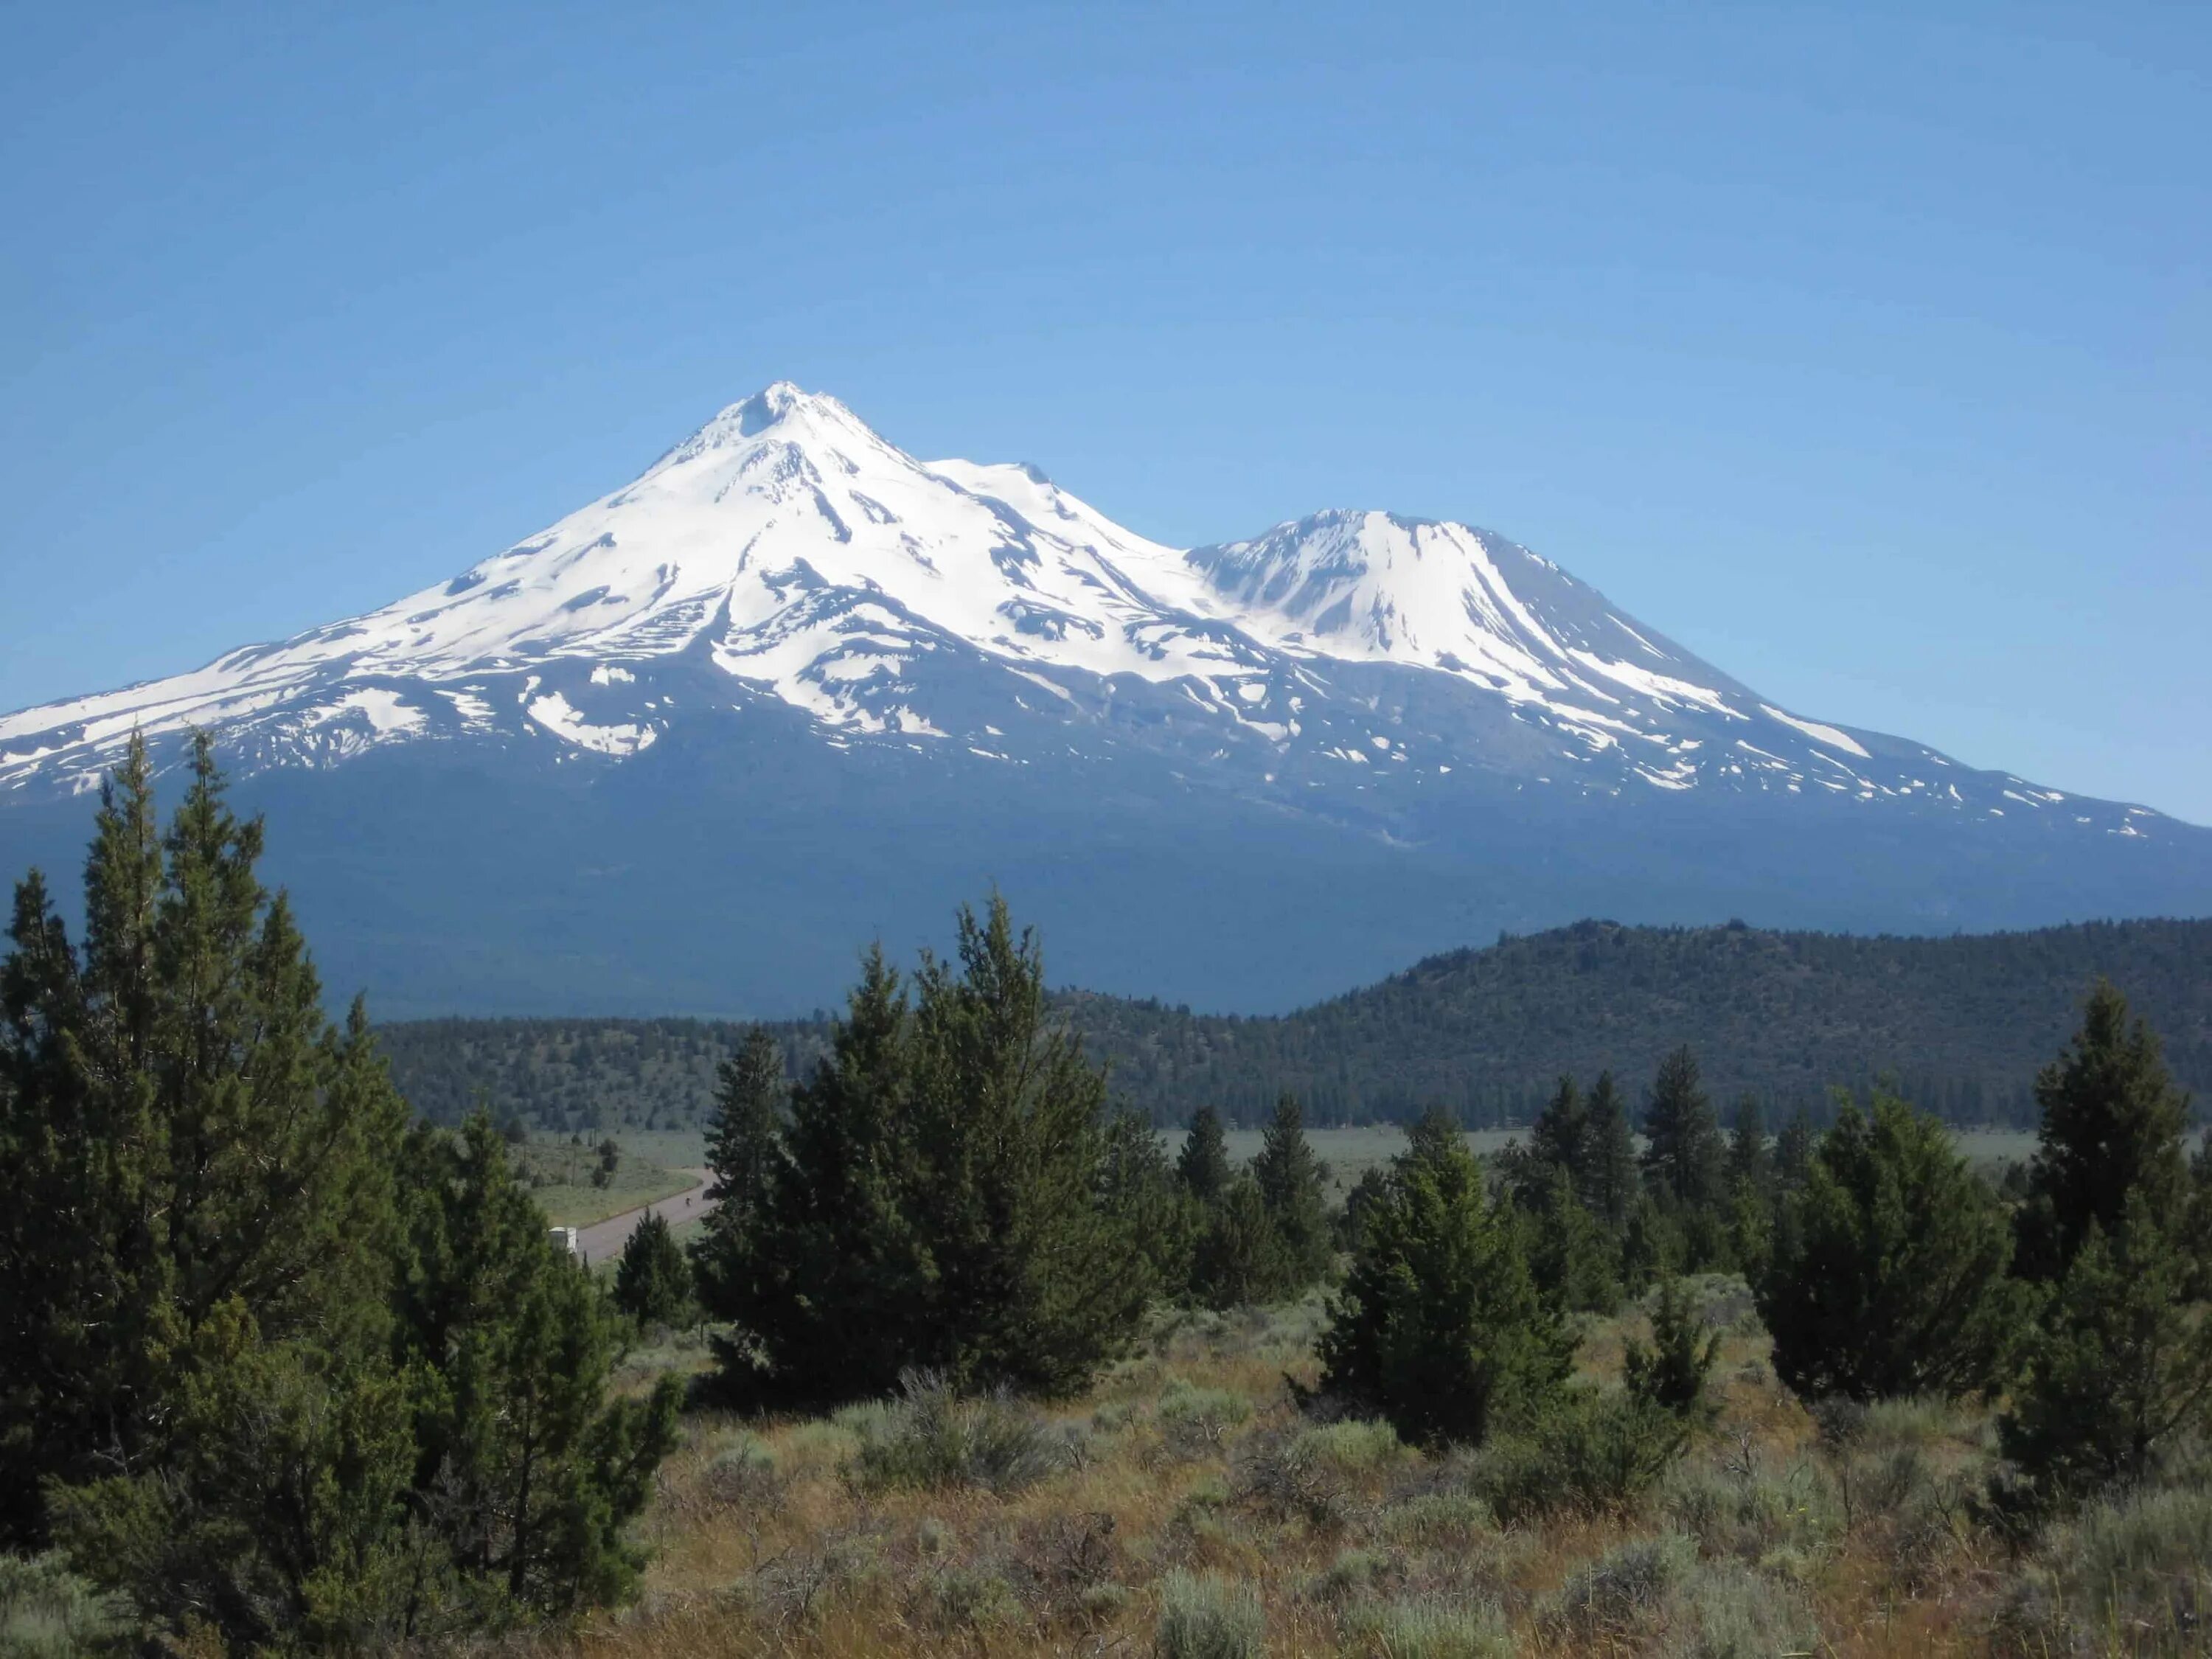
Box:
left=377, top=917, right=2212, bottom=1133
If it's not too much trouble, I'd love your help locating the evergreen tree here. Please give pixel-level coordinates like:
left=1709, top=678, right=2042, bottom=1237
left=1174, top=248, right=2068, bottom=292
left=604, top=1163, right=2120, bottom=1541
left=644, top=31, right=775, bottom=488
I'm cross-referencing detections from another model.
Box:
left=1518, top=1163, right=1622, bottom=1314
left=1757, top=1093, right=2025, bottom=1402
left=1315, top=1110, right=1574, bottom=1447
left=2185, top=1132, right=2212, bottom=1302
left=1773, top=1107, right=1818, bottom=1192
left=706, top=948, right=931, bottom=1406
left=2014, top=981, right=2194, bottom=1284
left=1624, top=1276, right=1722, bottom=1423
left=901, top=896, right=1149, bottom=1394
left=1722, top=1095, right=1775, bottom=1275
left=1338, top=1164, right=1391, bottom=1254
left=1639, top=1046, right=1727, bottom=1212
left=1189, top=1175, right=1290, bottom=1309
left=1618, top=1194, right=1684, bottom=1295
left=4, top=742, right=678, bottom=1645
left=0, top=734, right=408, bottom=1550
left=1251, top=1091, right=1333, bottom=1290
left=1100, top=1107, right=1196, bottom=1301
left=1526, top=1074, right=1589, bottom=1184
left=702, top=1027, right=785, bottom=1229
left=704, top=897, right=1149, bottom=1405
left=613, top=1211, right=694, bottom=1329
left=2000, top=1194, right=2212, bottom=1502
left=391, top=1116, right=681, bottom=1619
left=44, top=1311, right=422, bottom=1652
left=689, top=1025, right=788, bottom=1333
left=1583, top=1071, right=1641, bottom=1228
left=1725, top=1094, right=1772, bottom=1197
left=1178, top=1103, right=1233, bottom=1203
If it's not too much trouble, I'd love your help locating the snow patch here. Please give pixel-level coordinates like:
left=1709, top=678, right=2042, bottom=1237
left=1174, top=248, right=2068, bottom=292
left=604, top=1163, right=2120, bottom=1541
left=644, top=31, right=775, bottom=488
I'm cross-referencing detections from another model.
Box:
left=526, top=693, right=658, bottom=756
left=1760, top=704, right=1871, bottom=759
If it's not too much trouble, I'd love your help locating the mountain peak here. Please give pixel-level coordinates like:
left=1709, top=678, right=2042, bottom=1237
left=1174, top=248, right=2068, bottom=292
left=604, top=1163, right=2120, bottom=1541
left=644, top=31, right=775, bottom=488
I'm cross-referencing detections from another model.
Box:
left=651, top=381, right=883, bottom=472
left=0, top=383, right=2174, bottom=862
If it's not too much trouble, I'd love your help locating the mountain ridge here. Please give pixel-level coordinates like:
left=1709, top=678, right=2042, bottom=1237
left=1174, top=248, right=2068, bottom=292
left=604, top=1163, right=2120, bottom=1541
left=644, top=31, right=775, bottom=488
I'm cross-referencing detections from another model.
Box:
left=375, top=915, right=2212, bottom=1132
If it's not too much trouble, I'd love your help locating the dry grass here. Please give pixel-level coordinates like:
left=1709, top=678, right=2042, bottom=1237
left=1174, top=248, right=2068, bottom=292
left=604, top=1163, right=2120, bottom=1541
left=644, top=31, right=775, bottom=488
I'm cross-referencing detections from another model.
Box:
left=528, top=1284, right=2152, bottom=1659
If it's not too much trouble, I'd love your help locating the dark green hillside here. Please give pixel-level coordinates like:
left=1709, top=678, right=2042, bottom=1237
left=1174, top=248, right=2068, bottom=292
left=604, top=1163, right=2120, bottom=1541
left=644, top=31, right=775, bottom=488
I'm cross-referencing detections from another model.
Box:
left=1068, top=917, right=2211, bottom=1125
left=378, top=917, right=2212, bottom=1132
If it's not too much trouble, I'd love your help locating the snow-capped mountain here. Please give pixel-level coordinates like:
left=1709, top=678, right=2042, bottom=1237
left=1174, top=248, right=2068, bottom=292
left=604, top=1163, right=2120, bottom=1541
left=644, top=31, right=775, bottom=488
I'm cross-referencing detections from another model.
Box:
left=0, top=383, right=2157, bottom=830
left=1, top=383, right=2203, bottom=1015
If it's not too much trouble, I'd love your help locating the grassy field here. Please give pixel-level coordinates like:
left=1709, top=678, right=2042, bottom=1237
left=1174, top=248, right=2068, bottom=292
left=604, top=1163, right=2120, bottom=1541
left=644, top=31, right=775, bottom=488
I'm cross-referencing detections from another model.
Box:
left=1183, top=1126, right=2039, bottom=1197
left=516, top=1138, right=698, bottom=1228
left=606, top=1128, right=713, bottom=1168
left=539, top=1270, right=2203, bottom=1658
left=613, top=1124, right=2036, bottom=1205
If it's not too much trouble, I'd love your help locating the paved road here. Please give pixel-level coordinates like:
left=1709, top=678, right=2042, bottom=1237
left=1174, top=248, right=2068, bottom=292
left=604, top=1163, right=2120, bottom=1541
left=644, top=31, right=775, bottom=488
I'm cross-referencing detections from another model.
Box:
left=574, top=1170, right=717, bottom=1265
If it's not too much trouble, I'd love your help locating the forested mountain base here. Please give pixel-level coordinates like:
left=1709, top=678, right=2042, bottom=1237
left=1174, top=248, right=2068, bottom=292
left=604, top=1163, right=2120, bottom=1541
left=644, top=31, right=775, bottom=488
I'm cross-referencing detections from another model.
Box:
left=379, top=917, right=2212, bottom=1132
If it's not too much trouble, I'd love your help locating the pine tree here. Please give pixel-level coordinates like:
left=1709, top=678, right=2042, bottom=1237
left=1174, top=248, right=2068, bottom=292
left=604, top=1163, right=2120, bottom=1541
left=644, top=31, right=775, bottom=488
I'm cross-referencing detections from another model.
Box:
left=2014, top=981, right=2194, bottom=1284
left=1178, top=1103, right=1233, bottom=1203
left=1519, top=1163, right=1622, bottom=1314
left=901, top=896, right=1149, bottom=1394
left=392, top=1115, right=682, bottom=1618
left=1583, top=1071, right=1641, bottom=1228
left=1099, top=1107, right=1196, bottom=1301
left=1189, top=1175, right=1291, bottom=1309
left=1756, top=1093, right=2025, bottom=1402
left=1315, top=1109, right=1574, bottom=1447
left=2000, top=1193, right=2212, bottom=1501
left=1640, top=1046, right=1727, bottom=1212
left=5, top=742, right=678, bottom=1643
left=0, top=734, right=408, bottom=1549
left=1773, top=1107, right=1818, bottom=1192
left=613, top=1211, right=694, bottom=1328
left=705, top=948, right=930, bottom=1406
left=1725, top=1095, right=1772, bottom=1197
left=1251, top=1091, right=1333, bottom=1290
left=689, top=1024, right=787, bottom=1334
left=1624, top=1276, right=1722, bottom=1423
left=1618, top=1194, right=1684, bottom=1295
left=1526, top=1074, right=1589, bottom=1183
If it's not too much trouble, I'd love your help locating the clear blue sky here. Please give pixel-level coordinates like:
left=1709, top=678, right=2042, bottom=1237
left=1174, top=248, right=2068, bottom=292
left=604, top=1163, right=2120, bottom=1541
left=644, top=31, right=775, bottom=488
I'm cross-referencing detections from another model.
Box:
left=3, top=3, right=2205, bottom=822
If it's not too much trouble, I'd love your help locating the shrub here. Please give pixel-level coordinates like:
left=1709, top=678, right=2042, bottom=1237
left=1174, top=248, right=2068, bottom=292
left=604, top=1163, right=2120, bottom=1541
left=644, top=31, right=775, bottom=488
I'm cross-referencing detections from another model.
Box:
left=911, top=1564, right=1024, bottom=1633
left=1540, top=1533, right=1698, bottom=1641
left=1660, top=1560, right=1820, bottom=1659
left=1155, top=1571, right=1265, bottom=1659
left=1544, top=1537, right=1818, bottom=1658
left=1470, top=1387, right=1694, bottom=1520
left=1294, top=1419, right=1409, bottom=1475
left=1379, top=1491, right=1495, bottom=1548
left=1311, top=1548, right=1389, bottom=1603
left=1158, top=1380, right=1255, bottom=1455
left=698, top=1433, right=782, bottom=1510
left=0, top=1552, right=128, bottom=1657
left=846, top=1371, right=1060, bottom=1495
left=2000, top=1485, right=2212, bottom=1655
left=1233, top=1429, right=1354, bottom=1529
left=1663, top=1455, right=1840, bottom=1565
left=1338, top=1592, right=1512, bottom=1658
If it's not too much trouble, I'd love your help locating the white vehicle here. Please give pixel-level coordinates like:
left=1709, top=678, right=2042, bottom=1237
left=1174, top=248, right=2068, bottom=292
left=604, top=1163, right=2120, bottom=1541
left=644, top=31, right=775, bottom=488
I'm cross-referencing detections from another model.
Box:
left=549, top=1225, right=581, bottom=1260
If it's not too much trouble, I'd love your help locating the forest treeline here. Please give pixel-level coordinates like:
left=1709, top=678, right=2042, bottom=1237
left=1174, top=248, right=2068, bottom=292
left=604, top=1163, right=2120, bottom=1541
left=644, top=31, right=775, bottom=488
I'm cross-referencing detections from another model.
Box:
left=378, top=916, right=2212, bottom=1132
